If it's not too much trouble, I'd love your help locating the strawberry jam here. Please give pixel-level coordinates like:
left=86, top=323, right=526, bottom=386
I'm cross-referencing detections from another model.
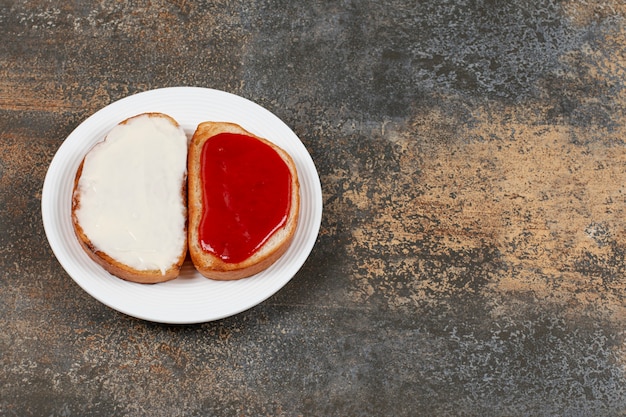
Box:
left=199, top=133, right=292, bottom=263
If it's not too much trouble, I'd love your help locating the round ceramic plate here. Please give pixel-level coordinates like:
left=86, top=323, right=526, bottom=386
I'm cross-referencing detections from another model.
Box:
left=42, top=87, right=323, bottom=324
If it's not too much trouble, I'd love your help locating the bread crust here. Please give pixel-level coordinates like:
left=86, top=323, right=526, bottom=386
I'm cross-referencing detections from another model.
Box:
left=71, top=112, right=188, bottom=284
left=188, top=122, right=300, bottom=280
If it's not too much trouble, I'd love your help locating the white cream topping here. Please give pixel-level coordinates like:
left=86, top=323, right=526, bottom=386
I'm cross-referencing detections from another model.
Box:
left=75, top=115, right=188, bottom=274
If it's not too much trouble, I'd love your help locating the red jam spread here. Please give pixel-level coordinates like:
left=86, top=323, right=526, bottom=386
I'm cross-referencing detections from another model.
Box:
left=199, top=133, right=292, bottom=263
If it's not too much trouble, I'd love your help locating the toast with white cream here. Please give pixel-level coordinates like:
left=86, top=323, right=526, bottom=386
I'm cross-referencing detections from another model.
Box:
left=71, top=113, right=188, bottom=283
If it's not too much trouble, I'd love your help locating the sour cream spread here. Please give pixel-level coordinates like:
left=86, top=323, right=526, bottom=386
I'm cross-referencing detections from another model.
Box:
left=74, top=114, right=188, bottom=274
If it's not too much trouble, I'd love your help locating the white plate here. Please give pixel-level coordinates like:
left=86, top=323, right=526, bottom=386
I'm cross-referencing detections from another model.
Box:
left=42, top=87, right=323, bottom=324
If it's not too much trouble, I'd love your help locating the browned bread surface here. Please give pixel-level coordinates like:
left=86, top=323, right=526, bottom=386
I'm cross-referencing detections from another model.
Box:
left=71, top=113, right=188, bottom=284
left=188, top=122, right=300, bottom=280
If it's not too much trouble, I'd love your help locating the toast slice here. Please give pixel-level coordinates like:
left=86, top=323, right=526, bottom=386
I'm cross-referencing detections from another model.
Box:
left=188, top=121, right=300, bottom=280
left=71, top=113, right=188, bottom=284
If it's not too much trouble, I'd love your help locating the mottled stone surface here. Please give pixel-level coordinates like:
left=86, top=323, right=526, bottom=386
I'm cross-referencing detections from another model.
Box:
left=2, top=0, right=626, bottom=416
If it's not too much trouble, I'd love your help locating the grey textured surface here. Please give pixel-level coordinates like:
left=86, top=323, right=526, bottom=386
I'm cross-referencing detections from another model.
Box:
left=2, top=0, right=626, bottom=415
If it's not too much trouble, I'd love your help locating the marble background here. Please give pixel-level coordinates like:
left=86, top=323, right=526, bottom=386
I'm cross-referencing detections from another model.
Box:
left=2, top=0, right=626, bottom=415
